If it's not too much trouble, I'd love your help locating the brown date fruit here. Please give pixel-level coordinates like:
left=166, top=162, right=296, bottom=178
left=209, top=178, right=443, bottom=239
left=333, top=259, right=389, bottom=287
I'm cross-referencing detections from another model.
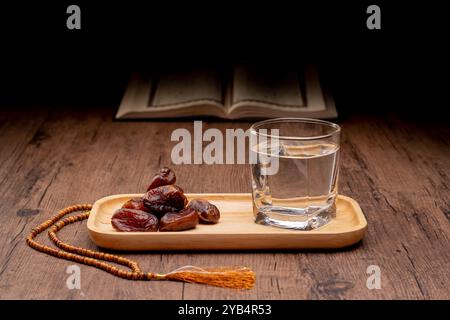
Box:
left=187, top=199, right=220, bottom=224
left=111, top=208, right=158, bottom=232
left=159, top=207, right=199, bottom=231
left=147, top=167, right=176, bottom=191
left=121, top=197, right=149, bottom=212
left=143, top=185, right=187, bottom=217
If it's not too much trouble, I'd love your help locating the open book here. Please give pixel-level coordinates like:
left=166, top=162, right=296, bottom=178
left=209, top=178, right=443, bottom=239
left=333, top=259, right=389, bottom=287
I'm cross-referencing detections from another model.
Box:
left=116, top=64, right=336, bottom=119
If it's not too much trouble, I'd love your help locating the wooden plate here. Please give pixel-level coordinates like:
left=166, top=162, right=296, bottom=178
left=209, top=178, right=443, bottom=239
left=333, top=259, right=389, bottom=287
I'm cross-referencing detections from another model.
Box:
left=87, top=193, right=367, bottom=251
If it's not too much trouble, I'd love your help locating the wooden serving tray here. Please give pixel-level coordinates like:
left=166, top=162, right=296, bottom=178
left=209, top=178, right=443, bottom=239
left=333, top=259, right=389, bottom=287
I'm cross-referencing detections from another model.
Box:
left=87, top=193, right=367, bottom=251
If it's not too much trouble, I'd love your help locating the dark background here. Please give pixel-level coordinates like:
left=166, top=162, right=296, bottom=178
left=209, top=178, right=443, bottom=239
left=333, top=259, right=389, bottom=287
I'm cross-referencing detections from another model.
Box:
left=0, top=1, right=448, bottom=307
left=0, top=1, right=446, bottom=116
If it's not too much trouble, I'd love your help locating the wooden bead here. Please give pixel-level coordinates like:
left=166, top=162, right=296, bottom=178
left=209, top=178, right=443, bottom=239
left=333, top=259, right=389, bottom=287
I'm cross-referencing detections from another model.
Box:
left=24, top=204, right=158, bottom=284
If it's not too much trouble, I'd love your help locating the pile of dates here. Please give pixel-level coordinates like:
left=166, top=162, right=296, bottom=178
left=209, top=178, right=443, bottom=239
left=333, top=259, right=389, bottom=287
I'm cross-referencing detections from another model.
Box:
left=111, top=167, right=220, bottom=232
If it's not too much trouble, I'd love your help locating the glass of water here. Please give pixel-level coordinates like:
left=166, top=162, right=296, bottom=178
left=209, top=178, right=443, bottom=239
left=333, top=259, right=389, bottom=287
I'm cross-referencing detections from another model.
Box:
left=250, top=118, right=341, bottom=230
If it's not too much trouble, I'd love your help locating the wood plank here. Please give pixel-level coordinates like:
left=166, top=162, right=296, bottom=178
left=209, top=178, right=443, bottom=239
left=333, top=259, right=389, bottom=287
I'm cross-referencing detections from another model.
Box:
left=0, top=107, right=448, bottom=299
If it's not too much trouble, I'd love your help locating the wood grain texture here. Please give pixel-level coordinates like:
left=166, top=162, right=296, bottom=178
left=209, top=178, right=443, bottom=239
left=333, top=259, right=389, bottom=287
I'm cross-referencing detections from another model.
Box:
left=0, top=106, right=448, bottom=300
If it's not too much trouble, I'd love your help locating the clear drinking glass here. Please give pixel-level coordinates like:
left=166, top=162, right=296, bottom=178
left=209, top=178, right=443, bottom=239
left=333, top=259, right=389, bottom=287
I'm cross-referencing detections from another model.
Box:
left=250, top=118, right=341, bottom=230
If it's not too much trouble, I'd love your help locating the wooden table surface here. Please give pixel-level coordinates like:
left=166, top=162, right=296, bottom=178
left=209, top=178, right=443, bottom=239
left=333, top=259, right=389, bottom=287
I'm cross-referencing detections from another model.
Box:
left=0, top=106, right=448, bottom=300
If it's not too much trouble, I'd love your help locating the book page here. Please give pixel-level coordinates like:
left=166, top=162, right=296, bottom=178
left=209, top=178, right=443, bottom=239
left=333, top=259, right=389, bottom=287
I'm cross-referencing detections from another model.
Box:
left=149, top=67, right=224, bottom=109
left=231, top=64, right=304, bottom=108
left=302, top=64, right=326, bottom=111
left=116, top=65, right=333, bottom=119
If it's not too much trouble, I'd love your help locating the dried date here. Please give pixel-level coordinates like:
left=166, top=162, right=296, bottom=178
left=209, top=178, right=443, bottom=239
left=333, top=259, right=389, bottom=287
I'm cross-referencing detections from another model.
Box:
left=121, top=197, right=149, bottom=212
left=147, top=167, right=176, bottom=191
left=159, top=207, right=199, bottom=231
left=187, top=199, right=220, bottom=224
left=143, top=185, right=187, bottom=217
left=111, top=208, right=158, bottom=232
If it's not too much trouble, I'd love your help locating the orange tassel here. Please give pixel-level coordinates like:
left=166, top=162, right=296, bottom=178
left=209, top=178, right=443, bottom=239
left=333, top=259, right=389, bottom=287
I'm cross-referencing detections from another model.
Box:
left=162, top=266, right=256, bottom=289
